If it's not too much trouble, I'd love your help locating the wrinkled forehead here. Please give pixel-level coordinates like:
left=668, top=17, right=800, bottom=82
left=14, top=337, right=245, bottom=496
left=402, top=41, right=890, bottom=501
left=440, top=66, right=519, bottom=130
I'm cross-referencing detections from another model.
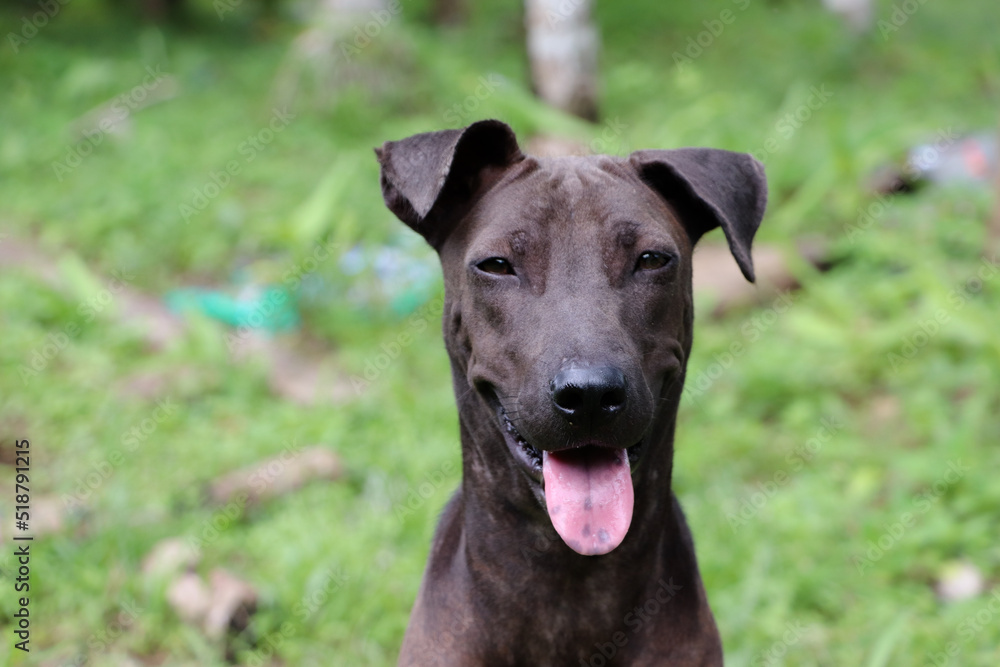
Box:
left=463, top=155, right=686, bottom=244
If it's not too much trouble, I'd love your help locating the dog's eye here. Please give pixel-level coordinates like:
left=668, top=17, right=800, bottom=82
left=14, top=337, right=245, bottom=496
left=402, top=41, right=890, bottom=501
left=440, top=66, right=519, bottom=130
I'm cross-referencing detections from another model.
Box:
left=476, top=257, right=515, bottom=275
left=635, top=251, right=671, bottom=272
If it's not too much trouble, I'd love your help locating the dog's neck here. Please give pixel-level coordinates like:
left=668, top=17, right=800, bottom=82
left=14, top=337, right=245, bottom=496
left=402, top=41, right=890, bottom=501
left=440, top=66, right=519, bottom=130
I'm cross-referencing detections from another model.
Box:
left=424, top=380, right=712, bottom=663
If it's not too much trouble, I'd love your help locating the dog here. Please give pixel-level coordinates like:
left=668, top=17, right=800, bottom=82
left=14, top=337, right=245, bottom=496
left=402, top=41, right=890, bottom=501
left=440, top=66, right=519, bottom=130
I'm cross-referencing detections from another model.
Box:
left=376, top=119, right=767, bottom=665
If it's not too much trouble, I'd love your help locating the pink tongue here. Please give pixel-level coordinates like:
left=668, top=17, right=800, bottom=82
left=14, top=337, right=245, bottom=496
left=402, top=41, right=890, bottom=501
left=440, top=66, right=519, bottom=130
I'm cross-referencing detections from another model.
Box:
left=542, top=447, right=634, bottom=556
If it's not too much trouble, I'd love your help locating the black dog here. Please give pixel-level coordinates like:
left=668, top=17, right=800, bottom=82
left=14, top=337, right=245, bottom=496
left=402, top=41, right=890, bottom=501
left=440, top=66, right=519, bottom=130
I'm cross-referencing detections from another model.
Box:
left=376, top=120, right=767, bottom=665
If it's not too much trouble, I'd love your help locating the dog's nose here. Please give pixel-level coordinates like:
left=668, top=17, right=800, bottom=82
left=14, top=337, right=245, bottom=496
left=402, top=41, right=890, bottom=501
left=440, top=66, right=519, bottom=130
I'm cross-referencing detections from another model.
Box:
left=550, top=366, right=627, bottom=426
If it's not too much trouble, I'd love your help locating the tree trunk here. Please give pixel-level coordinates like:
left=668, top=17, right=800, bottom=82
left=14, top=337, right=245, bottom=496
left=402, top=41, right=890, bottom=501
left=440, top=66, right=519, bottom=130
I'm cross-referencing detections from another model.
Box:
left=272, top=0, right=389, bottom=108
left=524, top=0, right=599, bottom=122
left=433, top=0, right=466, bottom=25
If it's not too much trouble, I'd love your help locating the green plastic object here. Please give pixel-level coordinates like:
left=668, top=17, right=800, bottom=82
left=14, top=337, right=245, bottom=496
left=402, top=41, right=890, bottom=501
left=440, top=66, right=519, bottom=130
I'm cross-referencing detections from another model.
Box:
left=165, top=285, right=299, bottom=332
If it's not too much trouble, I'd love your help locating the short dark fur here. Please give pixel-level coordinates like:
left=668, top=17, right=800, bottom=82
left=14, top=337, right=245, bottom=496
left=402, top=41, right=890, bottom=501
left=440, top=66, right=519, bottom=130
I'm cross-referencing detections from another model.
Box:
left=376, top=120, right=767, bottom=666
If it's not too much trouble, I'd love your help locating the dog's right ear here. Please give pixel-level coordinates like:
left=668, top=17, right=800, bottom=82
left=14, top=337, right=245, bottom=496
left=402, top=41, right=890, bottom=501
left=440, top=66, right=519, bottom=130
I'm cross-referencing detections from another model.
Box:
left=375, top=120, right=524, bottom=248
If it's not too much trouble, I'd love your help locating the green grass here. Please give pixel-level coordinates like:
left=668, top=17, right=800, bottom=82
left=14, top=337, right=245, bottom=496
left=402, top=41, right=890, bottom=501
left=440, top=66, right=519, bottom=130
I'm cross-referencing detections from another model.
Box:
left=1, top=0, right=999, bottom=665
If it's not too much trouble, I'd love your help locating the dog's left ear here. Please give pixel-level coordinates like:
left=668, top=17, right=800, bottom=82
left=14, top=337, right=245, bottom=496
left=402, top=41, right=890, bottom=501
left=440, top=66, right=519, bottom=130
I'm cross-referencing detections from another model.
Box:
left=630, top=149, right=767, bottom=282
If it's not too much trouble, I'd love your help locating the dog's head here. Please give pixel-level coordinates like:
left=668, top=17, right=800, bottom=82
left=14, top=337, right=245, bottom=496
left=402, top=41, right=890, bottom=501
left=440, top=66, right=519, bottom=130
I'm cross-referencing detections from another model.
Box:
left=376, top=120, right=767, bottom=556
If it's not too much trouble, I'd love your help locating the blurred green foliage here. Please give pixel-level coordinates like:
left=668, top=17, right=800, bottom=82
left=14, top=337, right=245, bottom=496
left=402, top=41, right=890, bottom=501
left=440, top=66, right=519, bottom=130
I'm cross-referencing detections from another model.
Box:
left=1, top=0, right=999, bottom=665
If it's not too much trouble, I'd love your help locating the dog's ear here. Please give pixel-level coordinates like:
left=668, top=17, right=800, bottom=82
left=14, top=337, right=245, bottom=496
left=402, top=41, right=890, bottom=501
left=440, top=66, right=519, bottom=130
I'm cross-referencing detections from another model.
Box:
left=375, top=119, right=524, bottom=248
left=630, top=148, right=767, bottom=282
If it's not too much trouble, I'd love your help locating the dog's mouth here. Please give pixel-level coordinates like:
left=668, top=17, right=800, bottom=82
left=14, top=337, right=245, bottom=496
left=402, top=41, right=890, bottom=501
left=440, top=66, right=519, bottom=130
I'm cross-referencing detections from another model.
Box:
left=498, top=405, right=643, bottom=556
left=500, top=408, right=645, bottom=474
